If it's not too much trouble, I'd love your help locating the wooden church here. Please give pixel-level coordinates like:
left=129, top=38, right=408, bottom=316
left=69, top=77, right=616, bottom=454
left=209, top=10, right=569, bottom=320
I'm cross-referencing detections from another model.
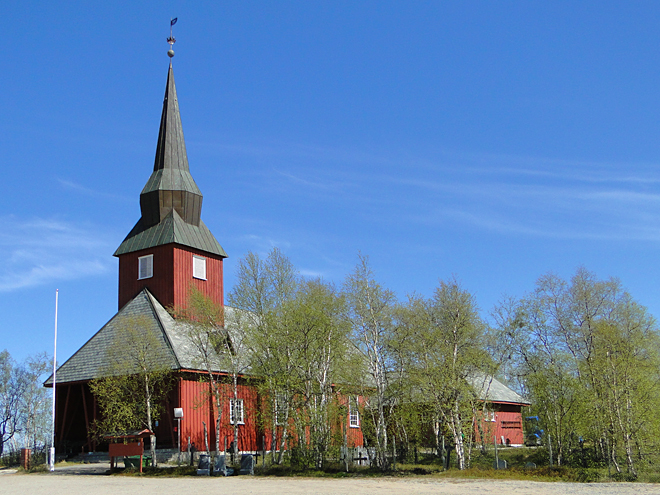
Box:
left=44, top=51, right=362, bottom=455
left=45, top=46, right=527, bottom=459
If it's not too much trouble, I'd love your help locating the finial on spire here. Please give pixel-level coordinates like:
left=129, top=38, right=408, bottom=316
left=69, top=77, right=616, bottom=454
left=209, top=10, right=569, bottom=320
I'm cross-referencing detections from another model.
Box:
left=167, top=17, right=177, bottom=58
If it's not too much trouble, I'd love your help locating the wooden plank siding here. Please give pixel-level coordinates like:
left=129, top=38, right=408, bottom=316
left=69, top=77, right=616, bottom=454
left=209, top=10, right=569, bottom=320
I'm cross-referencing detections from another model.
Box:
left=178, top=375, right=260, bottom=452
left=176, top=376, right=365, bottom=453
left=172, top=246, right=224, bottom=309
left=476, top=402, right=525, bottom=446
left=337, top=392, right=365, bottom=448
left=54, top=374, right=365, bottom=454
left=118, top=244, right=224, bottom=310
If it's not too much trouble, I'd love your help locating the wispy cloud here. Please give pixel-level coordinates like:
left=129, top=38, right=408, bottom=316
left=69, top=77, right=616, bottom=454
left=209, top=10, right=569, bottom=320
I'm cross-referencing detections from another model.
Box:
left=57, top=178, right=130, bottom=202
left=195, top=137, right=660, bottom=242
left=299, top=268, right=327, bottom=278
left=235, top=234, right=292, bottom=257
left=0, top=216, right=114, bottom=292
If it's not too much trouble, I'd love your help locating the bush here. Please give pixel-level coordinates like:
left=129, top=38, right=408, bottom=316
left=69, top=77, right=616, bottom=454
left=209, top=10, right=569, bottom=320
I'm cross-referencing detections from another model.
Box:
left=611, top=471, right=637, bottom=482
left=0, top=451, right=20, bottom=467
left=574, top=468, right=601, bottom=483
left=290, top=447, right=317, bottom=470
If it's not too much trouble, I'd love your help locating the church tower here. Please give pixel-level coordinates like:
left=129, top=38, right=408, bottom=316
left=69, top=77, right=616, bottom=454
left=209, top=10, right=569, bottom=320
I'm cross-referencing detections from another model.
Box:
left=114, top=57, right=227, bottom=310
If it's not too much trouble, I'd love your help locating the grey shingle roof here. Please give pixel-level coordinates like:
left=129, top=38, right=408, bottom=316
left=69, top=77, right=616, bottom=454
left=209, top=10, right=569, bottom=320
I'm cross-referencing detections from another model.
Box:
left=468, top=372, right=530, bottom=405
left=45, top=290, right=180, bottom=385
left=45, top=290, right=246, bottom=386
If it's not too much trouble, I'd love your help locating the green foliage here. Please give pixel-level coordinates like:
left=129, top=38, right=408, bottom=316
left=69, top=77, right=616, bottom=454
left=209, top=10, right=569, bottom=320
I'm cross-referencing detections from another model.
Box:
left=0, top=350, right=52, bottom=457
left=89, top=316, right=174, bottom=442
left=223, top=249, right=660, bottom=477
left=229, top=249, right=355, bottom=467
left=392, top=278, right=489, bottom=469
left=497, top=268, right=660, bottom=475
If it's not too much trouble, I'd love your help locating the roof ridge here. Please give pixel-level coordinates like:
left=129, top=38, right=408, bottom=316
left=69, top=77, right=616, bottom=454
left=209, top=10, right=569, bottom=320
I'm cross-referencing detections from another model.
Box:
left=142, top=288, right=182, bottom=370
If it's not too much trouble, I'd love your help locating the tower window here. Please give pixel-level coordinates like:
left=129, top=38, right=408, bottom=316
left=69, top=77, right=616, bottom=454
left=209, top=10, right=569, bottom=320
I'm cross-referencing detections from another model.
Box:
left=193, top=256, right=207, bottom=280
left=138, top=254, right=153, bottom=280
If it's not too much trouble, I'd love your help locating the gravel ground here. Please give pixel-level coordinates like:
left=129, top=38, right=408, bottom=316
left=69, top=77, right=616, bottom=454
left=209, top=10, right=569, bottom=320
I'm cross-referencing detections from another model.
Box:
left=1, top=463, right=659, bottom=495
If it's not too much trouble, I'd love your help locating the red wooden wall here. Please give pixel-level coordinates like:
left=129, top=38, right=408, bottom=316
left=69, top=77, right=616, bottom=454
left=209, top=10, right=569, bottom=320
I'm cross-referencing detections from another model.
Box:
left=337, top=393, right=365, bottom=448
left=177, top=376, right=260, bottom=452
left=174, top=375, right=365, bottom=453
left=117, top=244, right=224, bottom=310
left=477, top=402, right=525, bottom=446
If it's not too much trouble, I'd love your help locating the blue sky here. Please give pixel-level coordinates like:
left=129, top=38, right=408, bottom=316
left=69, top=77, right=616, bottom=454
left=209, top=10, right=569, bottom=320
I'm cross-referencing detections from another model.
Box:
left=3, top=1, right=660, bottom=362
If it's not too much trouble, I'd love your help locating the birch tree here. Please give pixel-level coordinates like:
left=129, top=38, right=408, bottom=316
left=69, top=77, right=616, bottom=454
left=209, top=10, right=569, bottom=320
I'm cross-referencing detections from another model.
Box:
left=396, top=279, right=487, bottom=469
left=0, top=351, right=25, bottom=458
left=275, top=279, right=349, bottom=468
left=171, top=285, right=252, bottom=456
left=227, top=248, right=299, bottom=463
left=343, top=254, right=396, bottom=470
left=89, top=317, right=173, bottom=467
left=504, top=268, right=660, bottom=473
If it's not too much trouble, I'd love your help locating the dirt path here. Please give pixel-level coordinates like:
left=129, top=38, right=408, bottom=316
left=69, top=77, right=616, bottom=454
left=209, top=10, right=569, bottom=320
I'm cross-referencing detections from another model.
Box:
left=1, top=464, right=659, bottom=495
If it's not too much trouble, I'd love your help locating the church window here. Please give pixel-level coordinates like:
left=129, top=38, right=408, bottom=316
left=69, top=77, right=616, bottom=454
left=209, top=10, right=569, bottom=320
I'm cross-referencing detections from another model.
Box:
left=349, top=397, right=360, bottom=428
left=193, top=256, right=207, bottom=280
left=230, top=399, right=244, bottom=425
left=138, top=254, right=153, bottom=280
left=274, top=394, right=287, bottom=426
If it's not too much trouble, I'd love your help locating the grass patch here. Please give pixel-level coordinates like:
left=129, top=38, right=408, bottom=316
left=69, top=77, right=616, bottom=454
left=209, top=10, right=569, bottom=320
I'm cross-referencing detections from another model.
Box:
left=113, top=465, right=198, bottom=477
left=95, top=447, right=655, bottom=483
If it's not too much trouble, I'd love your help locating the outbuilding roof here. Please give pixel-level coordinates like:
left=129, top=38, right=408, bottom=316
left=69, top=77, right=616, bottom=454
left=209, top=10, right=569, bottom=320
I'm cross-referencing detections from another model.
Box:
left=468, top=371, right=530, bottom=405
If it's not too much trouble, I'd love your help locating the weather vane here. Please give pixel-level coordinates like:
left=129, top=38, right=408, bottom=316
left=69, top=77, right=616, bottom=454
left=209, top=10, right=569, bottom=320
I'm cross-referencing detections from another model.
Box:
left=167, top=17, right=178, bottom=58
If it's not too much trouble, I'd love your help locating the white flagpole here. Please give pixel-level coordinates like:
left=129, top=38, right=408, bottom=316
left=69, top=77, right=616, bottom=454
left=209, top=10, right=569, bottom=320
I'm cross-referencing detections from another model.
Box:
left=49, top=289, right=58, bottom=472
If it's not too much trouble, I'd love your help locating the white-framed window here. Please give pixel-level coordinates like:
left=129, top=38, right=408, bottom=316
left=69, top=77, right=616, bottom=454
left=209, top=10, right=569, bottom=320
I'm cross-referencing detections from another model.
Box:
left=349, top=396, right=360, bottom=428
left=138, top=254, right=153, bottom=280
left=487, top=411, right=496, bottom=422
left=230, top=399, right=244, bottom=425
left=193, top=255, right=207, bottom=280
left=274, top=394, right=287, bottom=426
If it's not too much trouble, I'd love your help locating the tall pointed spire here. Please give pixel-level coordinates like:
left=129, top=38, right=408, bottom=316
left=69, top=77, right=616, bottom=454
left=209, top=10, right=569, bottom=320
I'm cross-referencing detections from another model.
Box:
left=114, top=58, right=226, bottom=259
left=139, top=65, right=203, bottom=228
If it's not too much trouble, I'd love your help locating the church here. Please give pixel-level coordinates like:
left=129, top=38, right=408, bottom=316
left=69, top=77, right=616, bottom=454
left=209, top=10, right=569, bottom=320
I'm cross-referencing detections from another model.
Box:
left=45, top=48, right=367, bottom=456
left=45, top=44, right=528, bottom=459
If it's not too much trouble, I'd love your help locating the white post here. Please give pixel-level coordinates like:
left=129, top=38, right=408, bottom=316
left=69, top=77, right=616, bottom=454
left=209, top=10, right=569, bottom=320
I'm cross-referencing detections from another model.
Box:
left=49, top=289, right=58, bottom=472
left=174, top=408, right=183, bottom=465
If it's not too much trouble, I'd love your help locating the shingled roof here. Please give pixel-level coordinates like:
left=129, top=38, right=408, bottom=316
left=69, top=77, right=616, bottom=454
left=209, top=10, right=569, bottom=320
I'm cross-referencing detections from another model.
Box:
left=45, top=289, right=244, bottom=386
left=468, top=372, right=530, bottom=405
left=114, top=209, right=227, bottom=257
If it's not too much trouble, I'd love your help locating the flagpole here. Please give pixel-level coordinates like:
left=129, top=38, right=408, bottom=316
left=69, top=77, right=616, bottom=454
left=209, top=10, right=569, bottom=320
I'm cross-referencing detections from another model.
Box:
left=49, top=289, right=58, bottom=472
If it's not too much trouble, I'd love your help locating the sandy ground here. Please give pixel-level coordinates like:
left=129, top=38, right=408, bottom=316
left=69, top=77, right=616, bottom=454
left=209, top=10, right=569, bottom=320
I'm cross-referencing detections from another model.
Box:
left=1, top=463, right=659, bottom=495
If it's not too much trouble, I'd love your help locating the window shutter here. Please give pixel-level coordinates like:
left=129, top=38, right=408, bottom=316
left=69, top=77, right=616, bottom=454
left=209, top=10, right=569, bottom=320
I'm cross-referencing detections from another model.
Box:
left=138, top=255, right=153, bottom=280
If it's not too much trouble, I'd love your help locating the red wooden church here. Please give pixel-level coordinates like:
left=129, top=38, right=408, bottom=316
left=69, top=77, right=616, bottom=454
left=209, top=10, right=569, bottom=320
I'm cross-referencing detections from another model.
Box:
left=45, top=49, right=527, bottom=458
left=44, top=53, right=367, bottom=455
